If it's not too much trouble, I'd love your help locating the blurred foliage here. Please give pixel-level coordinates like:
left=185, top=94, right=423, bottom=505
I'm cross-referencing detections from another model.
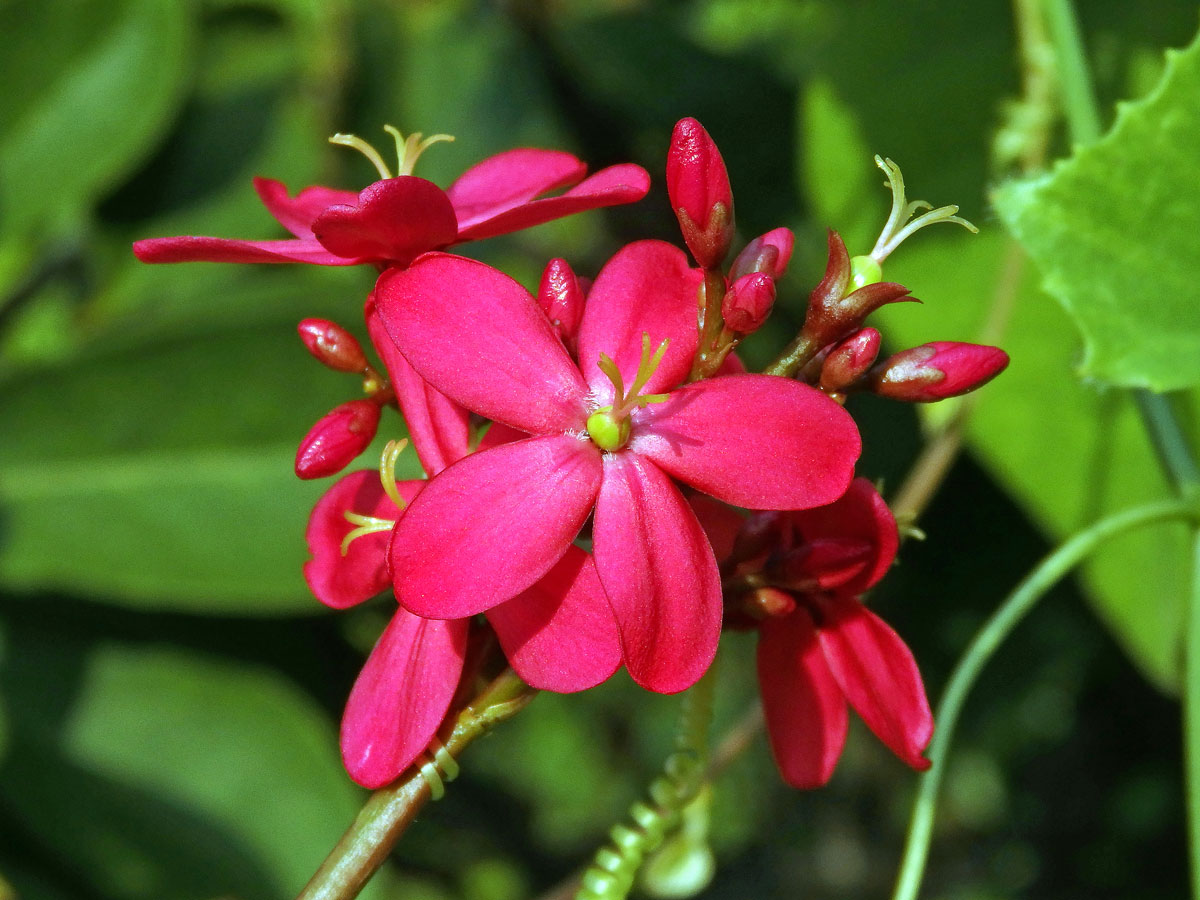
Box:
left=1, top=0, right=1197, bottom=898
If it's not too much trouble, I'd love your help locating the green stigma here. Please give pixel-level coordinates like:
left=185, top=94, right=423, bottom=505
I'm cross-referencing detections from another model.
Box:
left=329, top=125, right=455, bottom=180
left=848, top=255, right=883, bottom=291
left=586, top=407, right=631, bottom=452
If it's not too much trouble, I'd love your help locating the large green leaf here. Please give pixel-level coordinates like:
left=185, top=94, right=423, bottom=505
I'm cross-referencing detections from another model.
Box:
left=993, top=29, right=1200, bottom=391
left=799, top=79, right=1189, bottom=692
left=0, top=0, right=194, bottom=239
left=0, top=266, right=416, bottom=613
left=0, top=636, right=387, bottom=899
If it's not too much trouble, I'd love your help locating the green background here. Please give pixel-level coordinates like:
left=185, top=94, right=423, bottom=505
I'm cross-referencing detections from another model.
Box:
left=1, top=0, right=1197, bottom=897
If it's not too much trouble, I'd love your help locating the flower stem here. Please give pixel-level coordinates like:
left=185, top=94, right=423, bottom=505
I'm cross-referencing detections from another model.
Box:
left=295, top=669, right=537, bottom=900
left=1188, top=529, right=1200, bottom=900
left=762, top=333, right=819, bottom=379
left=891, top=498, right=1200, bottom=900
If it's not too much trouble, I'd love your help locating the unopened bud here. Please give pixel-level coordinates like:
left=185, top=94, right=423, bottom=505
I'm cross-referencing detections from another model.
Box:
left=537, top=258, right=585, bottom=352
left=802, top=230, right=916, bottom=348
left=298, top=318, right=368, bottom=373
left=721, top=273, right=776, bottom=335
left=819, top=328, right=881, bottom=392
left=870, top=341, right=1009, bottom=402
left=667, top=117, right=735, bottom=269
left=295, top=399, right=381, bottom=479
left=729, top=227, right=795, bottom=281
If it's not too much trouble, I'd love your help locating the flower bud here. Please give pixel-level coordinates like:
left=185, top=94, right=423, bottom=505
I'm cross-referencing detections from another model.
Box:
left=729, top=227, right=795, bottom=281
left=298, top=318, right=368, bottom=373
left=802, top=230, right=916, bottom=348
left=537, top=257, right=585, bottom=352
left=819, top=328, right=881, bottom=393
left=870, top=341, right=1010, bottom=402
left=295, top=399, right=381, bottom=479
left=721, top=273, right=776, bottom=335
left=666, top=117, right=735, bottom=269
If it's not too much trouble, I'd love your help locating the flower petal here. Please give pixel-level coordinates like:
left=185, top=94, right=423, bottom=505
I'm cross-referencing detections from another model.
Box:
left=253, top=177, right=358, bottom=239
left=454, top=163, right=651, bottom=242
left=303, top=470, right=423, bottom=609
left=447, top=149, right=587, bottom=231
left=366, top=299, right=471, bottom=476
left=686, top=493, right=744, bottom=565
left=593, top=454, right=721, bottom=693
left=311, top=177, right=458, bottom=265
left=576, top=240, right=703, bottom=403
left=817, top=598, right=933, bottom=771
left=376, top=254, right=590, bottom=434
left=788, top=478, right=898, bottom=594
left=391, top=434, right=602, bottom=619
left=341, top=609, right=468, bottom=789
left=132, top=235, right=358, bottom=265
left=487, top=546, right=621, bottom=692
left=757, top=609, right=849, bottom=789
left=631, top=374, right=861, bottom=510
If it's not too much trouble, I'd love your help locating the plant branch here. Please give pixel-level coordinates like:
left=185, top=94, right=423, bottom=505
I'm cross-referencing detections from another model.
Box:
left=891, top=497, right=1200, bottom=900
left=295, top=669, right=537, bottom=900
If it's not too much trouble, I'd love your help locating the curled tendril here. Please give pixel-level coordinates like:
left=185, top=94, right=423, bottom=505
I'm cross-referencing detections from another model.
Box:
left=868, top=156, right=978, bottom=264
left=417, top=738, right=460, bottom=801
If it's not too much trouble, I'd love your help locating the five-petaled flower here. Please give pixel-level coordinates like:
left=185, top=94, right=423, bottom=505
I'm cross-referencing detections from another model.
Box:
left=692, top=479, right=934, bottom=788
left=375, top=241, right=861, bottom=694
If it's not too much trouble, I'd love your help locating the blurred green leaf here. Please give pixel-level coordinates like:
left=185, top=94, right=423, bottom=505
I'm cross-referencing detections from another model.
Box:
left=993, top=29, right=1200, bottom=391
left=800, top=80, right=1189, bottom=692
left=0, top=637, right=386, bottom=899
left=0, top=268, right=414, bottom=613
left=0, top=0, right=194, bottom=239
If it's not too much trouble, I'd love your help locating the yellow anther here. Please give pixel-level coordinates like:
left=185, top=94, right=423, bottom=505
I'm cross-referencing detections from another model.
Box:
left=329, top=126, right=456, bottom=181
left=339, top=512, right=396, bottom=555
left=868, top=156, right=977, bottom=265
left=379, top=439, right=410, bottom=511
left=329, top=133, right=393, bottom=180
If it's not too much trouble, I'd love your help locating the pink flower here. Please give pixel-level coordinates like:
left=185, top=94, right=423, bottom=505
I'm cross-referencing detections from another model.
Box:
left=303, top=304, right=620, bottom=788
left=133, top=148, right=649, bottom=269
left=375, top=241, right=861, bottom=694
left=692, top=480, right=933, bottom=788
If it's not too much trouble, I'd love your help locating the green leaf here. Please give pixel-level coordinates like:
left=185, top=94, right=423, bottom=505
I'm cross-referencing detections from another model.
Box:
left=799, top=80, right=1190, bottom=692
left=0, top=267, right=416, bottom=613
left=0, top=636, right=387, bottom=900
left=993, top=29, right=1200, bottom=391
left=0, top=0, right=194, bottom=238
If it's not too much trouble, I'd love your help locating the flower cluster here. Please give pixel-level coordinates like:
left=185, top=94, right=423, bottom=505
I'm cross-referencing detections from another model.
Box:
left=136, top=119, right=1007, bottom=791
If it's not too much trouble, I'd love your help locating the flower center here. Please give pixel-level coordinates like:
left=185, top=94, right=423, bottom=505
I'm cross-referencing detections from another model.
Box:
left=329, top=125, right=455, bottom=181
left=585, top=333, right=671, bottom=452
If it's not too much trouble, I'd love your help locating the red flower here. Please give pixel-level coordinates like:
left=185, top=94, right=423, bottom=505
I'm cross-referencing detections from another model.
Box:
left=693, top=480, right=933, bottom=788
left=303, top=302, right=620, bottom=788
left=133, top=147, right=649, bottom=269
left=375, top=242, right=860, bottom=694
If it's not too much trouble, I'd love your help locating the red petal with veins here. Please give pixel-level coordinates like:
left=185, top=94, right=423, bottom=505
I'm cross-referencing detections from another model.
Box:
left=631, top=374, right=860, bottom=510
left=487, top=546, right=621, bottom=692
left=817, top=598, right=933, bottom=771
left=132, top=235, right=359, bottom=265
left=758, top=609, right=849, bottom=789
left=253, top=177, right=358, bottom=239
left=575, top=240, right=703, bottom=405
left=341, top=609, right=469, bottom=788
left=376, top=254, right=591, bottom=435
left=593, top=454, right=721, bottom=694
left=391, top=435, right=603, bottom=619
left=786, top=478, right=898, bottom=594
left=311, top=177, right=458, bottom=265
left=447, top=148, right=587, bottom=231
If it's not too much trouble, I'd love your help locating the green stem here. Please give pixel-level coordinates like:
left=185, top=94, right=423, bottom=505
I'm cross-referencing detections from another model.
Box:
left=1135, top=391, right=1200, bottom=497
left=296, top=670, right=536, bottom=900
left=762, top=334, right=819, bottom=378
left=891, top=498, right=1199, bottom=900
left=1042, top=0, right=1101, bottom=145
left=1189, top=530, right=1200, bottom=900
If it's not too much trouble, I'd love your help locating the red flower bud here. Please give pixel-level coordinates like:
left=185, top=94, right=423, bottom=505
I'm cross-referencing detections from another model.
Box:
left=819, top=328, right=881, bottom=392
left=870, top=341, right=1009, bottom=402
left=666, top=117, right=735, bottom=269
left=537, top=258, right=585, bottom=352
left=721, top=272, right=776, bottom=334
left=802, top=230, right=916, bottom=348
left=729, top=227, right=795, bottom=281
left=295, top=399, right=381, bottom=479
left=298, top=318, right=368, bottom=373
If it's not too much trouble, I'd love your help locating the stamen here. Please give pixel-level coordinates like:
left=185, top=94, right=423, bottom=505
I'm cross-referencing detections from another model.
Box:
left=596, top=353, right=626, bottom=405
left=329, top=133, right=393, bottom=180
left=379, top=438, right=410, bottom=511
left=867, top=156, right=978, bottom=264
left=340, top=512, right=396, bottom=555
